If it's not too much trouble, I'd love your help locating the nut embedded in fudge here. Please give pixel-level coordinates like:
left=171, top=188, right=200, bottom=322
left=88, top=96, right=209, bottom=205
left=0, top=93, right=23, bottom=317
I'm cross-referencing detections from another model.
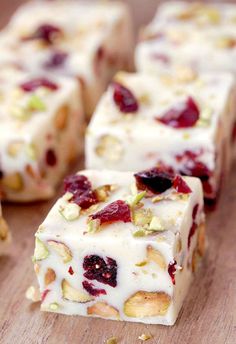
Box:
left=33, top=168, right=205, bottom=325
left=86, top=71, right=235, bottom=202
left=0, top=203, right=11, bottom=253
left=0, top=0, right=134, bottom=117
left=135, top=2, right=236, bottom=76
left=0, top=67, right=83, bottom=202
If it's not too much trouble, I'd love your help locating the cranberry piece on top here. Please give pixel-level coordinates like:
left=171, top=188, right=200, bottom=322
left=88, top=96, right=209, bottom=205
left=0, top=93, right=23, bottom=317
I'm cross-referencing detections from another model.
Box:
left=20, top=78, right=58, bottom=92
left=90, top=200, right=131, bottom=225
left=44, top=51, right=68, bottom=69
left=112, top=81, right=139, bottom=113
left=134, top=167, right=174, bottom=194
left=64, top=174, right=98, bottom=210
left=22, top=24, right=62, bottom=45
left=157, top=97, right=200, bottom=129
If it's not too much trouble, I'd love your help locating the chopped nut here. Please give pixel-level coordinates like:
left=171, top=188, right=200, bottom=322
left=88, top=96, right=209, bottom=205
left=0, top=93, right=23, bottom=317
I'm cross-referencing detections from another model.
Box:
left=0, top=217, right=9, bottom=241
left=25, top=143, right=37, bottom=160
left=124, top=291, right=171, bottom=317
left=48, top=240, right=72, bottom=263
left=33, top=237, right=49, bottom=261
left=95, top=135, right=123, bottom=162
left=45, top=268, right=56, bottom=286
left=2, top=172, right=24, bottom=191
left=127, top=191, right=146, bottom=207
left=135, top=261, right=147, bottom=267
left=62, top=279, right=93, bottom=303
left=49, top=302, right=59, bottom=311
left=197, top=223, right=206, bottom=257
left=87, top=301, right=119, bottom=318
left=54, top=104, right=69, bottom=130
left=94, top=184, right=115, bottom=202
left=25, top=286, right=41, bottom=302
left=138, top=333, right=152, bottom=341
left=175, top=67, right=197, bottom=83
left=148, top=216, right=165, bottom=231
left=87, top=218, right=100, bottom=234
left=59, top=203, right=80, bottom=221
left=147, top=245, right=166, bottom=269
left=133, top=208, right=153, bottom=227
left=27, top=94, right=46, bottom=112
left=7, top=141, right=24, bottom=157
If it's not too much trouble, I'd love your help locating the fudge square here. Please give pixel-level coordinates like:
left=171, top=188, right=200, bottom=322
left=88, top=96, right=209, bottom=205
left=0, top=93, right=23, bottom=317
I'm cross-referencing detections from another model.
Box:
left=0, top=0, right=134, bottom=117
left=33, top=168, right=205, bottom=325
left=0, top=203, right=11, bottom=253
left=86, top=71, right=235, bottom=202
left=135, top=2, right=236, bottom=76
left=0, top=67, right=83, bottom=202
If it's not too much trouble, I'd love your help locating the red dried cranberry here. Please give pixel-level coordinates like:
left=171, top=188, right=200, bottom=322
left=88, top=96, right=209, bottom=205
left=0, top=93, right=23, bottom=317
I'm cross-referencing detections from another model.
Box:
left=90, top=200, right=131, bottom=225
left=82, top=280, right=106, bottom=297
left=112, top=82, right=139, bottom=113
left=41, top=289, right=50, bottom=302
left=22, top=24, right=62, bottom=45
left=157, top=97, right=199, bottom=128
left=20, top=78, right=58, bottom=92
left=134, top=167, right=174, bottom=194
left=68, top=266, right=74, bottom=275
left=83, top=255, right=117, bottom=287
left=173, top=175, right=192, bottom=194
left=168, top=260, right=177, bottom=285
left=45, top=149, right=57, bottom=167
left=192, top=204, right=199, bottom=220
left=44, top=51, right=68, bottom=69
left=64, top=174, right=98, bottom=210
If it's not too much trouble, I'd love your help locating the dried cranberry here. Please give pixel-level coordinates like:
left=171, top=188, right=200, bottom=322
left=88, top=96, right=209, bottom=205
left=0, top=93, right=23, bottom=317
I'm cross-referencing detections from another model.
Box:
left=20, top=78, right=58, bottom=92
left=44, top=51, right=68, bottom=69
left=68, top=266, right=74, bottom=275
left=90, top=200, right=131, bottom=225
left=157, top=97, right=199, bottom=128
left=82, top=280, right=106, bottom=297
left=83, top=255, right=117, bottom=287
left=188, top=204, right=199, bottom=248
left=173, top=175, right=192, bottom=194
left=168, top=260, right=177, bottom=285
left=45, top=149, right=57, bottom=167
left=22, top=24, right=62, bottom=45
left=112, top=82, right=139, bottom=113
left=41, top=289, right=50, bottom=302
left=134, top=167, right=174, bottom=194
left=64, top=174, right=98, bottom=210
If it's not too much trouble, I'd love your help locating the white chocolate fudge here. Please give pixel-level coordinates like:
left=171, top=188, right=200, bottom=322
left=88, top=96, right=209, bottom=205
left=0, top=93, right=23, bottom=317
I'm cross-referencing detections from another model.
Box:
left=0, top=203, right=11, bottom=253
left=0, top=0, right=134, bottom=116
left=135, top=2, right=236, bottom=76
left=33, top=169, right=205, bottom=325
left=86, top=72, right=235, bottom=202
left=0, top=68, right=83, bottom=202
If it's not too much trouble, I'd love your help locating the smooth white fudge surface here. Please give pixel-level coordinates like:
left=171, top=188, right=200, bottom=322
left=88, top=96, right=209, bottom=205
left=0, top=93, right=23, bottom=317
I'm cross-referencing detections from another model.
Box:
left=33, top=169, right=205, bottom=325
left=86, top=72, right=235, bottom=200
left=136, top=2, right=236, bottom=76
left=0, top=0, right=134, bottom=116
left=0, top=68, right=83, bottom=202
left=0, top=203, right=11, bottom=253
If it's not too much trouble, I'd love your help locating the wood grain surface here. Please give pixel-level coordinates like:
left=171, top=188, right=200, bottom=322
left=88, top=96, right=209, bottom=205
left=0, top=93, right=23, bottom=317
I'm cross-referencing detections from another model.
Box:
left=0, top=1, right=236, bottom=344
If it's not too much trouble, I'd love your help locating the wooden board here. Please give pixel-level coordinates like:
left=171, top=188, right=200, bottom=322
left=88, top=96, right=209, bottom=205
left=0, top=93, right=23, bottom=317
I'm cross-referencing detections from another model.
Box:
left=0, top=1, right=236, bottom=343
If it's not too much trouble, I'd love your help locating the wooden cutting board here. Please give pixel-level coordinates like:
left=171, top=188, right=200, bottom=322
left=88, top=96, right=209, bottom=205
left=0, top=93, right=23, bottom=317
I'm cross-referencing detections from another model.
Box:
left=0, top=1, right=236, bottom=343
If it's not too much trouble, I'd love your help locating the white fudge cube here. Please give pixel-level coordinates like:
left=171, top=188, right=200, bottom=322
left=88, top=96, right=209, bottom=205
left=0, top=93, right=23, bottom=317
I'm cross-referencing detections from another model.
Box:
left=135, top=2, right=236, bottom=76
left=0, top=0, right=134, bottom=117
left=0, top=203, right=11, bottom=253
left=86, top=72, right=235, bottom=202
left=0, top=68, right=83, bottom=202
left=33, top=169, right=205, bottom=325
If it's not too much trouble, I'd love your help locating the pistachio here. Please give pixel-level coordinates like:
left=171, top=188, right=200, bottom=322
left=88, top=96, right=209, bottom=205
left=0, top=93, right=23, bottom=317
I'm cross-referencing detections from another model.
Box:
left=147, top=245, right=166, bottom=269
left=62, top=279, right=93, bottom=303
left=87, top=301, right=119, bottom=318
left=7, top=141, right=24, bottom=157
left=47, top=240, right=72, bottom=263
left=33, top=237, right=49, bottom=261
left=133, top=208, right=153, bottom=227
left=49, top=303, right=59, bottom=311
left=45, top=268, right=56, bottom=286
left=59, top=203, right=80, bottom=221
left=87, top=218, right=100, bottom=234
left=25, top=286, right=41, bottom=302
left=95, top=135, right=123, bottom=162
left=127, top=191, right=146, bottom=207
left=138, top=333, right=152, bottom=341
left=27, top=94, right=46, bottom=112
left=148, top=216, right=165, bottom=232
